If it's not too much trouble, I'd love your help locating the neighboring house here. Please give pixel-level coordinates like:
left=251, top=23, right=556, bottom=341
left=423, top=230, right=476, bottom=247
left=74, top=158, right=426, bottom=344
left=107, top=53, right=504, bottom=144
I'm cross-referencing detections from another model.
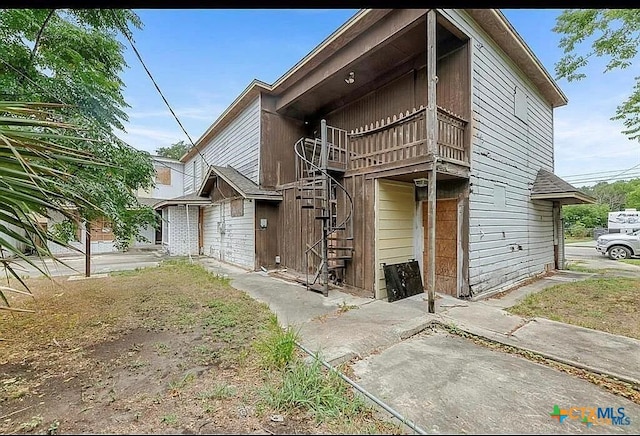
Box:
left=136, top=155, right=185, bottom=247
left=159, top=8, right=594, bottom=300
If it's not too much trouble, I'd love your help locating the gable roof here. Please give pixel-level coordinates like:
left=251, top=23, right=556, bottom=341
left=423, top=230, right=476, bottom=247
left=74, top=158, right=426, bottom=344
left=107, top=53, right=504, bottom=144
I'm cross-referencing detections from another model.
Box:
left=531, top=169, right=595, bottom=205
left=182, top=9, right=566, bottom=164
left=198, top=165, right=283, bottom=201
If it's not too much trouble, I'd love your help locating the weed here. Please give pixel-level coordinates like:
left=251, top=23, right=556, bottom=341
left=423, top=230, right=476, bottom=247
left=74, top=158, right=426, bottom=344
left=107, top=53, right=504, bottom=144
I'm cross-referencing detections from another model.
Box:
left=262, top=357, right=367, bottom=423
left=153, top=342, right=170, bottom=354
left=19, top=415, right=43, bottom=431
left=253, top=315, right=299, bottom=370
left=127, top=359, right=148, bottom=370
left=161, top=414, right=178, bottom=425
left=337, top=300, right=358, bottom=313
left=47, top=420, right=60, bottom=435
left=168, top=372, right=196, bottom=393
left=198, top=383, right=237, bottom=400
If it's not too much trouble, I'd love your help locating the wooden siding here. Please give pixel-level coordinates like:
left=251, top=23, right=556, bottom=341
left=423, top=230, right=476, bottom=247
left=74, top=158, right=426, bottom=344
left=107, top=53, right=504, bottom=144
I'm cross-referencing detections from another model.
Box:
left=261, top=95, right=306, bottom=187
left=255, top=201, right=280, bottom=269
left=440, top=10, right=555, bottom=296
left=184, top=96, right=261, bottom=194
left=375, top=180, right=415, bottom=300
left=436, top=43, right=470, bottom=118
left=201, top=199, right=255, bottom=270
left=277, top=173, right=375, bottom=293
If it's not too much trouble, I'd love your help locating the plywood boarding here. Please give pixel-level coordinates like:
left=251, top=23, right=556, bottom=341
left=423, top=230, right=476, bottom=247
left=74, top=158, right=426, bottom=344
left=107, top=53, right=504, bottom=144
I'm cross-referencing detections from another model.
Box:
left=439, top=9, right=555, bottom=296
left=375, top=179, right=415, bottom=300
left=423, top=198, right=458, bottom=296
left=155, top=167, right=172, bottom=185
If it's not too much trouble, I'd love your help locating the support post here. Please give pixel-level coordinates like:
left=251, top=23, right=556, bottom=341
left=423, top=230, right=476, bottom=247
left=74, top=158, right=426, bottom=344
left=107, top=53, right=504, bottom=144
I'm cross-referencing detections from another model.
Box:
left=85, top=220, right=91, bottom=278
left=426, top=9, right=438, bottom=313
left=321, top=119, right=329, bottom=297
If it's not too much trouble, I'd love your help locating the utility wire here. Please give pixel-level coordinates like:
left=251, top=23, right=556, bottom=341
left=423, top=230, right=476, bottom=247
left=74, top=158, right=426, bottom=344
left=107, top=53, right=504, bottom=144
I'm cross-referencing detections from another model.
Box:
left=0, top=57, right=195, bottom=180
left=111, top=10, right=211, bottom=170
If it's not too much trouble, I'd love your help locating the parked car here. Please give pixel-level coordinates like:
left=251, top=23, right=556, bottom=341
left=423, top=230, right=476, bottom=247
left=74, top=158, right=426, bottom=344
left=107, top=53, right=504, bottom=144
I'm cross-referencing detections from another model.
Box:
left=596, top=230, right=640, bottom=260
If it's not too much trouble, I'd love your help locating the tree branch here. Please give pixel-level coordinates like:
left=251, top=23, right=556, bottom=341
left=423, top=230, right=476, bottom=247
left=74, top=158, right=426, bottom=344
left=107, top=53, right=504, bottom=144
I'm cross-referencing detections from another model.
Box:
left=19, top=9, right=56, bottom=86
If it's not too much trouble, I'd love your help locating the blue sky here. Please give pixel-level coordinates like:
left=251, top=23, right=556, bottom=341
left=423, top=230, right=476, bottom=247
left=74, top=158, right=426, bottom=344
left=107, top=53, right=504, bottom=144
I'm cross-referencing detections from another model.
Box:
left=116, top=9, right=640, bottom=186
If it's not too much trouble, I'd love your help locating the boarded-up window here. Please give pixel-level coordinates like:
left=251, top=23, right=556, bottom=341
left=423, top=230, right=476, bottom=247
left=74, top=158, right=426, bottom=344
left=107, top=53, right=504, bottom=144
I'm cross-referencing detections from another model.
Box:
left=231, top=198, right=244, bottom=217
left=494, top=184, right=506, bottom=208
left=89, top=216, right=114, bottom=242
left=156, top=167, right=171, bottom=185
left=514, top=86, right=528, bottom=123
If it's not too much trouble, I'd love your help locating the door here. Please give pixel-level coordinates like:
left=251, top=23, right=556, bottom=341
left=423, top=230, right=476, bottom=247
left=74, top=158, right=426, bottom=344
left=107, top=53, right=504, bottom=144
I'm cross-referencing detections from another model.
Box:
left=155, top=210, right=162, bottom=244
left=423, top=198, right=458, bottom=296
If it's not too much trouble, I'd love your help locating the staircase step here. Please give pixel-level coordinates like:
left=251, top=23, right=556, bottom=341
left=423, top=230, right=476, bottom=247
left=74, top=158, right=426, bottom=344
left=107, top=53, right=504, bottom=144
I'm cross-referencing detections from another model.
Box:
left=315, top=216, right=330, bottom=220
left=327, top=246, right=354, bottom=251
left=301, top=205, right=314, bottom=209
left=330, top=255, right=353, bottom=260
left=327, top=236, right=354, bottom=241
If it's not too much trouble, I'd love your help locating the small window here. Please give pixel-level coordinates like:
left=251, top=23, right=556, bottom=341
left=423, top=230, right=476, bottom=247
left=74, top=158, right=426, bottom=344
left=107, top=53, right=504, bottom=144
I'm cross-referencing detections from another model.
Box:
left=155, top=167, right=171, bottom=185
left=231, top=198, right=244, bottom=217
left=514, top=86, right=528, bottom=123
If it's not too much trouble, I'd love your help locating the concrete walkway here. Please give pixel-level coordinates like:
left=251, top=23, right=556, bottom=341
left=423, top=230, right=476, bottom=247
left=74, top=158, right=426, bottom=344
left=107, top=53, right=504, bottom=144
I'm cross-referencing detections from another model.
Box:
left=199, top=258, right=640, bottom=433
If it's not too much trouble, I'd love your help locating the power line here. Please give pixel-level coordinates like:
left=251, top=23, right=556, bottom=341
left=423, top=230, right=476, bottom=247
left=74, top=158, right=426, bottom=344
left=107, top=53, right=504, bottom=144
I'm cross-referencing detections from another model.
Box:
left=0, top=57, right=195, bottom=180
left=111, top=10, right=211, bottom=170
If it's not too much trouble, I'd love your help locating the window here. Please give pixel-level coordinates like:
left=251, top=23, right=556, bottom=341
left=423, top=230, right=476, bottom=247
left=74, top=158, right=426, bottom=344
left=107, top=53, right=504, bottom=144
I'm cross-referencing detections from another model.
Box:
left=155, top=167, right=171, bottom=185
left=231, top=198, right=244, bottom=217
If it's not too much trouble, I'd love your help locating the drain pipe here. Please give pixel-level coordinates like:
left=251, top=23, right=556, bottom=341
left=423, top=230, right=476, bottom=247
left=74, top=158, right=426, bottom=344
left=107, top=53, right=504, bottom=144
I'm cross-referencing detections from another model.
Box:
left=295, top=341, right=428, bottom=435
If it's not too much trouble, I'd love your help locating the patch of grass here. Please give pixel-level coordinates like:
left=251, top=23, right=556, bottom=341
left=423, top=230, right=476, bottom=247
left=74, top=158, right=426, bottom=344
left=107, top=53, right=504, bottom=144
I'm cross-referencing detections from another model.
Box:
left=620, top=259, right=640, bottom=266
left=507, top=277, right=640, bottom=340
left=253, top=315, right=299, bottom=370
left=262, top=357, right=367, bottom=423
left=197, top=383, right=236, bottom=400
left=153, top=342, right=170, bottom=354
left=564, top=261, right=599, bottom=274
left=168, top=372, right=196, bottom=393
left=19, top=415, right=43, bottom=431
left=565, top=236, right=593, bottom=244
left=160, top=413, right=178, bottom=425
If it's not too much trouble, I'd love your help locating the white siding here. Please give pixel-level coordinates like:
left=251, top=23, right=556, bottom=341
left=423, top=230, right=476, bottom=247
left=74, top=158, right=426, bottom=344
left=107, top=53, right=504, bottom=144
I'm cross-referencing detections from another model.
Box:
left=441, top=10, right=555, bottom=296
left=183, top=96, right=261, bottom=194
left=137, top=158, right=185, bottom=200
left=201, top=199, right=255, bottom=270
left=375, top=180, right=415, bottom=300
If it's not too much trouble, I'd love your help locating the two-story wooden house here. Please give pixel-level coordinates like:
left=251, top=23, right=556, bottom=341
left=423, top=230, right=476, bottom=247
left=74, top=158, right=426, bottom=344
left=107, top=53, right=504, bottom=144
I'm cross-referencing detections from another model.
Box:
left=160, top=9, right=593, bottom=300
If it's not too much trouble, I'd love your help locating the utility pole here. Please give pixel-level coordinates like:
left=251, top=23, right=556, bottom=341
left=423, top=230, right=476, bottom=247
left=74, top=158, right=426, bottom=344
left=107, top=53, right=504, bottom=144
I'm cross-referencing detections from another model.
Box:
left=426, top=9, right=438, bottom=313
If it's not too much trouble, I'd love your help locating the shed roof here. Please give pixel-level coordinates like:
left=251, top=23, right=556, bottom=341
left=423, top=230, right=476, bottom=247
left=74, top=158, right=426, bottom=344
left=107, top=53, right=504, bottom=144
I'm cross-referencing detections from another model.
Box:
left=154, top=193, right=212, bottom=209
left=531, top=169, right=595, bottom=205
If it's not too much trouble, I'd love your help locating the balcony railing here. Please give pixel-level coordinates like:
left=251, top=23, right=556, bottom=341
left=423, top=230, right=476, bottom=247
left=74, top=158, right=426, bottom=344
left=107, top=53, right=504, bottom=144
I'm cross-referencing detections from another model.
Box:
left=346, top=106, right=469, bottom=171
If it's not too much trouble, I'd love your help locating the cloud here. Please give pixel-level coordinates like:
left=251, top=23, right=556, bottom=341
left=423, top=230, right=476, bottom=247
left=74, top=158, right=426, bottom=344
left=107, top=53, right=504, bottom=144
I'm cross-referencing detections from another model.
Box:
left=129, top=105, right=225, bottom=122
left=116, top=126, right=188, bottom=154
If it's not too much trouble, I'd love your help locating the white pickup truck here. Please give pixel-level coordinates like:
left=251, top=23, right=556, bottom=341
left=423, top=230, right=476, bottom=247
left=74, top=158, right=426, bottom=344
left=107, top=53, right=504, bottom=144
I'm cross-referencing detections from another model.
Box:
left=596, top=230, right=640, bottom=260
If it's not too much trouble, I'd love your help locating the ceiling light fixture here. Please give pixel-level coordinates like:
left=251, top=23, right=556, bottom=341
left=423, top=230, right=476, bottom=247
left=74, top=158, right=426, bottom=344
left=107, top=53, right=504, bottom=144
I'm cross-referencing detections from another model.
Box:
left=344, top=71, right=355, bottom=84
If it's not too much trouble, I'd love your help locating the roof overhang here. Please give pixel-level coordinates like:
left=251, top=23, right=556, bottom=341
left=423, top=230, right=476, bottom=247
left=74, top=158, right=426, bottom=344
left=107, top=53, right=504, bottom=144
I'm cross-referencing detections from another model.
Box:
left=154, top=198, right=212, bottom=209
left=463, top=9, right=568, bottom=108
left=530, top=192, right=596, bottom=205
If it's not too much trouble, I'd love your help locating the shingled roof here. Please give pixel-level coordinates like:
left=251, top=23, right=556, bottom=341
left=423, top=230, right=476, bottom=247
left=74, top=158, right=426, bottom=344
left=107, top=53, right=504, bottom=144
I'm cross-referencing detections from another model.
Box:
left=154, top=193, right=212, bottom=209
left=198, top=165, right=283, bottom=201
left=531, top=168, right=595, bottom=205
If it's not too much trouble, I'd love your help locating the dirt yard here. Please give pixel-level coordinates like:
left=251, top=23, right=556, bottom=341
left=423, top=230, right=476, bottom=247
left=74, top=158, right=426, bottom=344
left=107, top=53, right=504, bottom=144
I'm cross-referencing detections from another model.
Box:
left=0, top=261, right=399, bottom=435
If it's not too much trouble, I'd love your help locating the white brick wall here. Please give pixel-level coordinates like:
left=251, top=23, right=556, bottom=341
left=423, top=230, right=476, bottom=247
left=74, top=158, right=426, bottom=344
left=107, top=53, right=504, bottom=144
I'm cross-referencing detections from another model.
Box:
left=167, top=205, right=199, bottom=256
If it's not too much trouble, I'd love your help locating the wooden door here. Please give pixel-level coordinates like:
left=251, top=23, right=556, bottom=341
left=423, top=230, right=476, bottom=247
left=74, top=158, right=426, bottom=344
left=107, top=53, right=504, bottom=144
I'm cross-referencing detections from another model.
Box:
left=423, top=198, right=458, bottom=296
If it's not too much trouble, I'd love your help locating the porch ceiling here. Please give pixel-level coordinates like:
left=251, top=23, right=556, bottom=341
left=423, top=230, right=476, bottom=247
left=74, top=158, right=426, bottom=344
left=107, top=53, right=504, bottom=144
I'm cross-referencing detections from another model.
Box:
left=278, top=17, right=464, bottom=119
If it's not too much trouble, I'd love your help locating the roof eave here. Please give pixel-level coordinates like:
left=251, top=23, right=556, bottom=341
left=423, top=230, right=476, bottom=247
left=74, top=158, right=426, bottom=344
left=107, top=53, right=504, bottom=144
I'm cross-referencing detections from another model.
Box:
left=531, top=192, right=596, bottom=205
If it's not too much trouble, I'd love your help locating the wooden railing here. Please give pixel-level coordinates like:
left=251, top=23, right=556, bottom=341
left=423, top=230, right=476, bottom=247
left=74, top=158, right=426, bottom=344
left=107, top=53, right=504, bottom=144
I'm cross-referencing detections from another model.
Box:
left=347, top=106, right=468, bottom=170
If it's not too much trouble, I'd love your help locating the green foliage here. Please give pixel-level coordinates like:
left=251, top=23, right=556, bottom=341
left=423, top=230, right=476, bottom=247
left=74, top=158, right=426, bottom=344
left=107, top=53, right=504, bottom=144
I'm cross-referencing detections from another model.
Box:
left=554, top=9, right=640, bottom=140
left=0, top=9, right=157, bottom=252
left=563, top=203, right=610, bottom=231
left=262, top=357, right=367, bottom=423
left=50, top=219, right=78, bottom=244
left=156, top=140, right=190, bottom=160
left=254, top=315, right=299, bottom=370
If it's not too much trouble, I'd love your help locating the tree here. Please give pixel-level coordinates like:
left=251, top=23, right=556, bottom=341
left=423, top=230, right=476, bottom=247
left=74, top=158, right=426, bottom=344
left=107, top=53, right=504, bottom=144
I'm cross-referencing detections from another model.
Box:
left=0, top=101, right=115, bottom=311
left=0, top=9, right=157, bottom=254
left=554, top=9, right=640, bottom=140
left=156, top=140, right=190, bottom=160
